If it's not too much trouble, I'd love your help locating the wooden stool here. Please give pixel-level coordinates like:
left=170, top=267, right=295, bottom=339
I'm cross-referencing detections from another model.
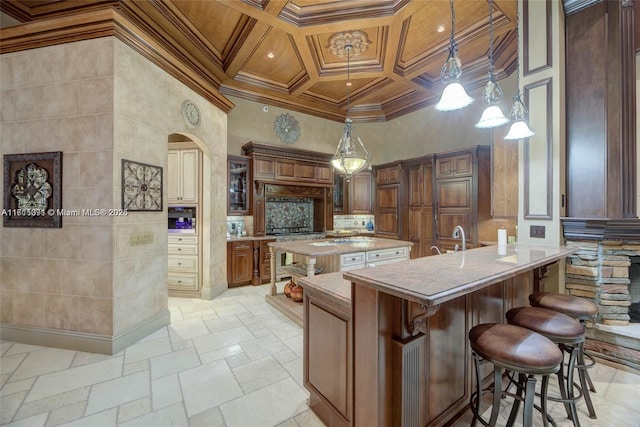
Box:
left=529, top=292, right=598, bottom=419
left=468, top=323, right=562, bottom=427
left=506, top=306, right=588, bottom=426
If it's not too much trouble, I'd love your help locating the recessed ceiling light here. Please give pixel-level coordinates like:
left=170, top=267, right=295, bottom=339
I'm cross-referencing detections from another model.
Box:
left=437, top=25, right=446, bottom=33
left=346, top=82, right=352, bottom=87
left=267, top=52, right=274, bottom=59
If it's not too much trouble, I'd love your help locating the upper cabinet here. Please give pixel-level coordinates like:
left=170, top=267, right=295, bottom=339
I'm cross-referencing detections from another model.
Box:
left=168, top=148, right=199, bottom=204
left=228, top=155, right=251, bottom=215
left=334, top=172, right=373, bottom=215
left=373, top=162, right=405, bottom=240
left=434, top=146, right=491, bottom=252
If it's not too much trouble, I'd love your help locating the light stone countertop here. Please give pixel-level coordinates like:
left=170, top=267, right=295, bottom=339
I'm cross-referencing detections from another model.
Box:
left=268, top=237, right=412, bottom=256
left=298, top=271, right=351, bottom=308
left=342, top=243, right=576, bottom=307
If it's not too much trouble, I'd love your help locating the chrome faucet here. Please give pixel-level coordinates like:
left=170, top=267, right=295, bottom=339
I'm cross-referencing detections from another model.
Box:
left=452, top=225, right=466, bottom=253
left=430, top=245, right=442, bottom=255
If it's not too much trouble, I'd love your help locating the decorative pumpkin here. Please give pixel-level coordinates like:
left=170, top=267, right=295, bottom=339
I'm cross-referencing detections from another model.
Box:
left=284, top=281, right=295, bottom=298
left=290, top=284, right=303, bottom=303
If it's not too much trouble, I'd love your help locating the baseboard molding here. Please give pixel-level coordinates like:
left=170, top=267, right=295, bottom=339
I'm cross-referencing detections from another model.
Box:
left=0, top=309, right=170, bottom=355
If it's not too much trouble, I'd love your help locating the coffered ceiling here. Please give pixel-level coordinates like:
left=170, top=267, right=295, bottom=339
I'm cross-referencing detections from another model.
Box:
left=1, top=0, right=519, bottom=122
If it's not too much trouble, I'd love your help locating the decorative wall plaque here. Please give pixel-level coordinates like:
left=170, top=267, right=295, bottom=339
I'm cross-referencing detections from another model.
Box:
left=3, top=151, right=63, bottom=228
left=274, top=113, right=301, bottom=145
left=121, top=159, right=163, bottom=211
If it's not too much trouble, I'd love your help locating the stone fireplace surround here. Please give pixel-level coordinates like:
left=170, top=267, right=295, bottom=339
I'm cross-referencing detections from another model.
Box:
left=562, top=219, right=640, bottom=369
left=562, top=219, right=640, bottom=326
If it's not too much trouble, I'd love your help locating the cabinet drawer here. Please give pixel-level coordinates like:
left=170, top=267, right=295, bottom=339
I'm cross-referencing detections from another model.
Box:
left=168, top=255, right=198, bottom=273
left=168, top=273, right=199, bottom=291
left=340, top=252, right=366, bottom=268
left=229, top=241, right=252, bottom=251
left=169, top=244, right=198, bottom=255
left=366, top=247, right=408, bottom=263
left=168, top=235, right=198, bottom=245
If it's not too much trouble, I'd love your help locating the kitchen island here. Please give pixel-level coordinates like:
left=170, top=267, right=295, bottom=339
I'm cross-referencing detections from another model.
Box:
left=267, top=237, right=412, bottom=325
left=298, top=243, right=576, bottom=427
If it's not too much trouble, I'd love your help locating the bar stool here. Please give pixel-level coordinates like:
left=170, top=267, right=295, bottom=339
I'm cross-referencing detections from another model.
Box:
left=468, top=323, right=563, bottom=427
left=506, top=306, right=587, bottom=426
left=529, top=292, right=598, bottom=419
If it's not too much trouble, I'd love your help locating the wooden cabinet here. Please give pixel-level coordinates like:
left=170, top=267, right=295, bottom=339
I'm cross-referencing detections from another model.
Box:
left=491, top=132, right=519, bottom=218
left=334, top=172, right=373, bottom=214
left=242, top=142, right=334, bottom=237
left=168, top=234, right=199, bottom=295
left=373, top=162, right=405, bottom=239
left=434, top=146, right=491, bottom=251
left=168, top=148, right=199, bottom=204
left=258, top=238, right=275, bottom=284
left=228, top=155, right=250, bottom=215
left=303, top=277, right=352, bottom=427
left=253, top=155, right=275, bottom=180
left=227, top=240, right=253, bottom=287
left=407, top=157, right=434, bottom=258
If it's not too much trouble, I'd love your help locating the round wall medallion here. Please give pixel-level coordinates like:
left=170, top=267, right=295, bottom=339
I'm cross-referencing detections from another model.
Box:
left=181, top=100, right=201, bottom=128
left=274, top=113, right=301, bottom=144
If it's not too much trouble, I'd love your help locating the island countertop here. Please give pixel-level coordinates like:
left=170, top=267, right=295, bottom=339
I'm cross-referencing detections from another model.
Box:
left=268, top=236, right=412, bottom=256
left=343, top=243, right=576, bottom=307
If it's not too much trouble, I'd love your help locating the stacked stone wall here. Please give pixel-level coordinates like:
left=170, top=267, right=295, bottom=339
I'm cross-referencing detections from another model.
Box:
left=565, top=240, right=640, bottom=326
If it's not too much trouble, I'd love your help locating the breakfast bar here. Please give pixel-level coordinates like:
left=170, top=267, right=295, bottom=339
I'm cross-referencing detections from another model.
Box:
left=298, top=243, right=576, bottom=427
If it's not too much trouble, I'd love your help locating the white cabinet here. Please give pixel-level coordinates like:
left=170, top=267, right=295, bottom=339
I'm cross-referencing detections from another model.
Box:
left=340, top=252, right=366, bottom=271
left=365, top=246, right=409, bottom=267
left=168, top=234, right=199, bottom=293
left=168, top=148, right=199, bottom=204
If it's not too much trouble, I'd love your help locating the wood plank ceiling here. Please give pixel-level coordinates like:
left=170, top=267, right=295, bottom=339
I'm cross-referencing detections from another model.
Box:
left=1, top=0, right=519, bottom=123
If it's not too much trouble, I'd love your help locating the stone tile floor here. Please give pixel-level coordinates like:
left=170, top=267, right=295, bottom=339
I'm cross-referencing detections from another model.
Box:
left=1, top=283, right=639, bottom=426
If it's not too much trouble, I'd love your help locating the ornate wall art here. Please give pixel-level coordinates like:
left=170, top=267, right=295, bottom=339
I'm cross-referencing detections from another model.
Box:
left=3, top=151, right=63, bottom=228
left=274, top=113, right=301, bottom=145
left=121, top=159, right=163, bottom=211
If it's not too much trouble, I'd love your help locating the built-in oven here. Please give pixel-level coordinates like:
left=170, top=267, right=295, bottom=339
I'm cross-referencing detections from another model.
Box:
left=168, top=206, right=196, bottom=233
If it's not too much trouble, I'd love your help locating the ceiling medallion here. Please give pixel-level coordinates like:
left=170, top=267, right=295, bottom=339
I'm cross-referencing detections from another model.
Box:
left=327, top=30, right=371, bottom=57
left=274, top=113, right=301, bottom=145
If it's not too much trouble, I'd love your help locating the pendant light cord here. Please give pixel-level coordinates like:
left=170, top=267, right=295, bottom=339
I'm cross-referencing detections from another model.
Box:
left=346, top=45, right=351, bottom=117
left=488, top=0, right=495, bottom=76
left=449, top=0, right=456, bottom=50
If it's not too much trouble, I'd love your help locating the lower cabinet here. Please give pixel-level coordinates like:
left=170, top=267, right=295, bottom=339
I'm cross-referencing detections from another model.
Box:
left=168, top=234, right=200, bottom=295
left=227, top=240, right=253, bottom=287
left=304, top=279, right=352, bottom=427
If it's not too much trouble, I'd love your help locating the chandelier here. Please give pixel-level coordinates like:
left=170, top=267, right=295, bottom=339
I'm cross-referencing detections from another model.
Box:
left=330, top=37, right=372, bottom=181
left=435, top=0, right=473, bottom=111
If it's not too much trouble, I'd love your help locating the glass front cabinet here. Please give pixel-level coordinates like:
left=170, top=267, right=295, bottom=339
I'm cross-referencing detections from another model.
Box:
left=227, top=155, right=250, bottom=215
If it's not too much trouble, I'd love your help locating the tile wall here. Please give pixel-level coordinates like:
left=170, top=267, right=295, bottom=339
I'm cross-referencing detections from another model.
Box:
left=0, top=36, right=229, bottom=350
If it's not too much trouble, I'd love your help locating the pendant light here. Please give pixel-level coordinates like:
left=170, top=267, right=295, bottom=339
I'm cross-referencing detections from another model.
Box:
left=475, top=0, right=509, bottom=128
left=331, top=44, right=372, bottom=181
left=435, top=0, right=473, bottom=112
left=504, top=1, right=534, bottom=140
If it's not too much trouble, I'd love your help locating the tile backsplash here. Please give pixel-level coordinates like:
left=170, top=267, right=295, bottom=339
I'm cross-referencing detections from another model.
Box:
left=265, top=198, right=314, bottom=233
left=333, top=214, right=374, bottom=231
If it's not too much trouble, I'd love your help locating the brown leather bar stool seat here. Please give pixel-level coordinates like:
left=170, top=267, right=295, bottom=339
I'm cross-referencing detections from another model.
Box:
left=468, top=323, right=562, bottom=427
left=529, top=292, right=598, bottom=419
left=529, top=292, right=597, bottom=321
left=506, top=306, right=589, bottom=426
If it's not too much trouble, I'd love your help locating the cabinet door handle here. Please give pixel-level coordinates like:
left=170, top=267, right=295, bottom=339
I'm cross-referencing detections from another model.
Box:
left=177, top=248, right=182, bottom=251
left=177, top=262, right=182, bottom=265
left=375, top=254, right=379, bottom=257
left=177, top=280, right=182, bottom=283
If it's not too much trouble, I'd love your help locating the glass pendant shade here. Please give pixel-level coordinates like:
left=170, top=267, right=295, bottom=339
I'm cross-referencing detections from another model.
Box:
left=331, top=118, right=371, bottom=180
left=476, top=105, right=509, bottom=128
left=504, top=120, right=534, bottom=140
left=435, top=81, right=474, bottom=111
left=504, top=93, right=534, bottom=140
